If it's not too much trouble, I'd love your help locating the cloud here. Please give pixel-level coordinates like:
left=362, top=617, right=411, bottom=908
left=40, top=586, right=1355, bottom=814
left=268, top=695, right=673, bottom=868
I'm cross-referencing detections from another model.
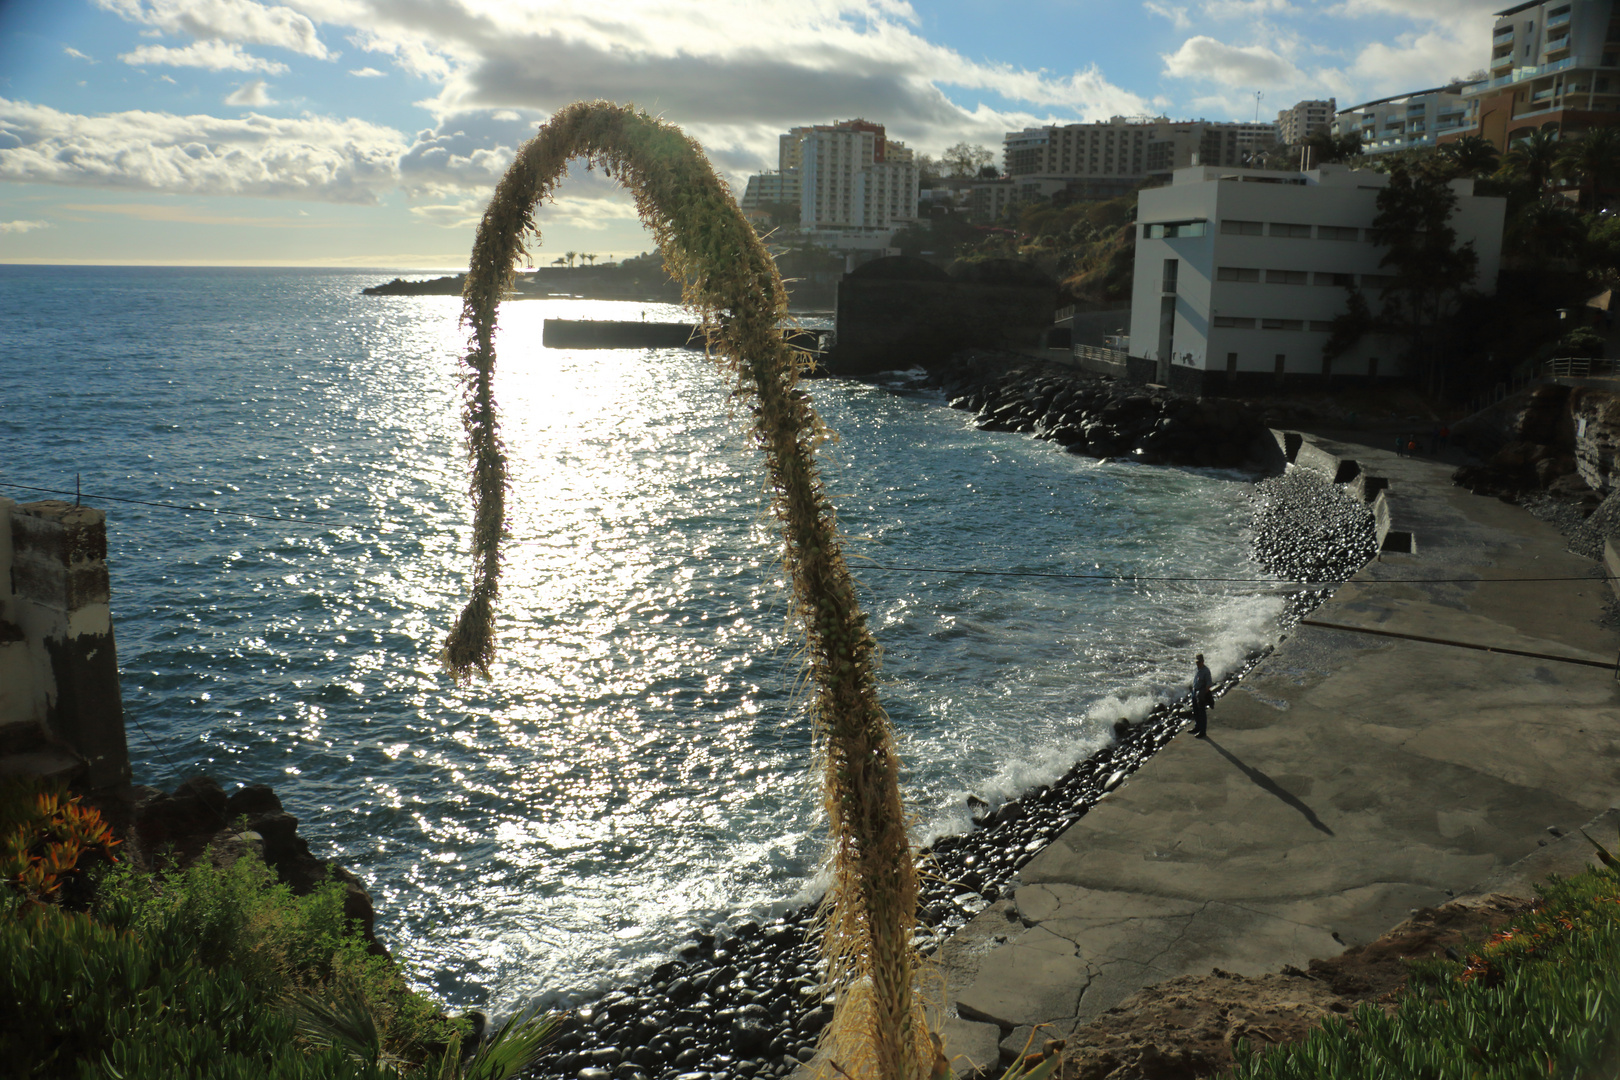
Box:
left=1162, top=35, right=1303, bottom=87
left=0, top=98, right=407, bottom=202
left=60, top=201, right=326, bottom=225
left=225, top=79, right=275, bottom=105
left=63, top=47, right=97, bottom=63
left=1143, top=2, right=1192, bottom=30
left=121, top=40, right=289, bottom=73
left=95, top=0, right=330, bottom=59
left=0, top=219, right=51, bottom=233
left=327, top=0, right=1149, bottom=168
left=1201, top=0, right=1293, bottom=16
left=1334, top=29, right=1487, bottom=99
left=348, top=66, right=385, bottom=77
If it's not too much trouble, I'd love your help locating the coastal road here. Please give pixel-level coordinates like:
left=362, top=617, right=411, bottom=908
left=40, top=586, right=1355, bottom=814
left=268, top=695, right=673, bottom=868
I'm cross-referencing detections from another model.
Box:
left=937, top=433, right=1620, bottom=1073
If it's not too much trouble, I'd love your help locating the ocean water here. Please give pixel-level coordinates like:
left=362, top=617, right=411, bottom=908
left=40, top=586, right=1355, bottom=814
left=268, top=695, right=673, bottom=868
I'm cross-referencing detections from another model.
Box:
left=0, top=265, right=1285, bottom=1011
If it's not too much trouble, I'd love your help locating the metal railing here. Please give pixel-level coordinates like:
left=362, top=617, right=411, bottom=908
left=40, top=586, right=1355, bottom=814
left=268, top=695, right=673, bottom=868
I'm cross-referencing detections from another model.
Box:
left=1075, top=345, right=1127, bottom=365
left=1458, top=356, right=1617, bottom=419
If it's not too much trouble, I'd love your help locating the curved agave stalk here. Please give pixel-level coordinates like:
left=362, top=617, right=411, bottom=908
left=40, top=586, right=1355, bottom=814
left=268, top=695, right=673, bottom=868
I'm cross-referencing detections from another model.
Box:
left=444, top=101, right=928, bottom=1080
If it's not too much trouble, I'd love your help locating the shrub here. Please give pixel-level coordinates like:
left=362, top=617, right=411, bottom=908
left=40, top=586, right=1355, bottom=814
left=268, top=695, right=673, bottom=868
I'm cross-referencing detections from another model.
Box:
left=1224, top=863, right=1620, bottom=1079
left=0, top=778, right=120, bottom=907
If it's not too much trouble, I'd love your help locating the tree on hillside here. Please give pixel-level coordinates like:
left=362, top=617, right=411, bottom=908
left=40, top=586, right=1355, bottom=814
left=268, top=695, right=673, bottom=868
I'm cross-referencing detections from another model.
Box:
left=1556, top=126, right=1620, bottom=210
left=942, top=142, right=994, bottom=177
left=1370, top=163, right=1480, bottom=395
left=1505, top=128, right=1562, bottom=192
left=913, top=153, right=941, bottom=188
left=1438, top=134, right=1501, bottom=179
left=1301, top=129, right=1362, bottom=166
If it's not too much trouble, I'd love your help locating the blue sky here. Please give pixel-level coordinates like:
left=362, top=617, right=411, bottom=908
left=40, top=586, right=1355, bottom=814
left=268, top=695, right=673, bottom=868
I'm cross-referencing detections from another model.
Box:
left=0, top=0, right=1499, bottom=267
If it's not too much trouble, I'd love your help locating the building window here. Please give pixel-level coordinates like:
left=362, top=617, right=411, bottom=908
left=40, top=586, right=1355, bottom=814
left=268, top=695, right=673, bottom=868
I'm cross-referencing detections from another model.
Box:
left=1220, top=219, right=1263, bottom=236
left=1226, top=352, right=1238, bottom=379
left=1266, top=270, right=1309, bottom=285
left=1314, top=272, right=1356, bottom=287
left=1214, top=316, right=1257, bottom=328
left=1317, top=226, right=1359, bottom=241
left=1269, top=222, right=1312, bottom=238
left=1262, top=318, right=1304, bottom=330
left=1145, top=220, right=1207, bottom=238
left=1217, top=267, right=1261, bottom=282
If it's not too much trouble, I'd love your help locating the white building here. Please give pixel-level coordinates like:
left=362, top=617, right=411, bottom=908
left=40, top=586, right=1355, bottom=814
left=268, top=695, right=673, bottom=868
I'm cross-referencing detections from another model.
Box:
left=1277, top=99, right=1337, bottom=146
left=797, top=122, right=918, bottom=234
left=1333, top=86, right=1474, bottom=156
left=1128, top=165, right=1506, bottom=394
left=1445, top=0, right=1620, bottom=151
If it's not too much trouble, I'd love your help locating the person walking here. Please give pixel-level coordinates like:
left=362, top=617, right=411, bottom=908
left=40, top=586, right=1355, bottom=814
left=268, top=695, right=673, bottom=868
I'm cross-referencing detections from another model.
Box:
left=1190, top=654, right=1214, bottom=738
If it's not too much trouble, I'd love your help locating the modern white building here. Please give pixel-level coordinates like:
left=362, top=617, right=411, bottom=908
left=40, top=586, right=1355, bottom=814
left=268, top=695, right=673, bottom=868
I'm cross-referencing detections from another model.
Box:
left=1333, top=86, right=1474, bottom=156
left=1444, top=0, right=1620, bottom=151
left=1128, top=165, right=1506, bottom=394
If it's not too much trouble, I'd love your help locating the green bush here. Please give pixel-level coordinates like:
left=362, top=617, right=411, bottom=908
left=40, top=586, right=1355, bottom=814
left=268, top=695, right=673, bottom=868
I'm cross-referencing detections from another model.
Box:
left=0, top=841, right=566, bottom=1079
left=1224, top=865, right=1620, bottom=1079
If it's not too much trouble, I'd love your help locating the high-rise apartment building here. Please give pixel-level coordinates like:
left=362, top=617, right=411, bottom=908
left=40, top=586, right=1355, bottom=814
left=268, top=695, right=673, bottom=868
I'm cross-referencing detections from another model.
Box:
left=1443, top=0, right=1620, bottom=150
left=740, top=119, right=918, bottom=241
left=1276, top=99, right=1337, bottom=146
left=1002, top=117, right=1280, bottom=200
left=1333, top=86, right=1472, bottom=156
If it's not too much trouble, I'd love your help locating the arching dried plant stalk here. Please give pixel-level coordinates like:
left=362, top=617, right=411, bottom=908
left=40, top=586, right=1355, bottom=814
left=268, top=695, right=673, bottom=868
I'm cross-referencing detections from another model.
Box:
left=444, top=101, right=928, bottom=1080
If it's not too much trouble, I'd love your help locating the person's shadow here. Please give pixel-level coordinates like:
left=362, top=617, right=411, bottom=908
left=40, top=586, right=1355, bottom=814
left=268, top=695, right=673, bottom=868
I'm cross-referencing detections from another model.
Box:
left=1202, top=736, right=1333, bottom=835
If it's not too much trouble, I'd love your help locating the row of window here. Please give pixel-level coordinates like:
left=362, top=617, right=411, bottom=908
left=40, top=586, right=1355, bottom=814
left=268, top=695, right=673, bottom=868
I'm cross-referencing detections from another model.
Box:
left=1145, top=220, right=1374, bottom=241
left=1213, top=316, right=1337, bottom=331
left=1216, top=268, right=1396, bottom=287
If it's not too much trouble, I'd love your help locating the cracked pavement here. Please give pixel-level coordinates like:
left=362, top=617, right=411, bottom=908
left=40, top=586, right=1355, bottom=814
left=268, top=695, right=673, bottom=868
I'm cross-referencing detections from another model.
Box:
left=935, top=432, right=1620, bottom=1076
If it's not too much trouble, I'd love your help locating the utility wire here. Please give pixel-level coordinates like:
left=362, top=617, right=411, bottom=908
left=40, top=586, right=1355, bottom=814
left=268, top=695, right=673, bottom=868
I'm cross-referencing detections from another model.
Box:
left=4, top=479, right=1609, bottom=587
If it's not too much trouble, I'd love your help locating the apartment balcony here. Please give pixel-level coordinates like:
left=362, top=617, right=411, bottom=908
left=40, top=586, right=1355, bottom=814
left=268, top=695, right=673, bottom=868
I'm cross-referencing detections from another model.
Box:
left=1494, top=24, right=1515, bottom=41
left=1547, top=10, right=1571, bottom=28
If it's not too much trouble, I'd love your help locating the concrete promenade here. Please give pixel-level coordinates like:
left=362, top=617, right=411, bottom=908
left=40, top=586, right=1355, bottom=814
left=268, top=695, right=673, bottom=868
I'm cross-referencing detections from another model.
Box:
left=937, top=432, right=1620, bottom=1072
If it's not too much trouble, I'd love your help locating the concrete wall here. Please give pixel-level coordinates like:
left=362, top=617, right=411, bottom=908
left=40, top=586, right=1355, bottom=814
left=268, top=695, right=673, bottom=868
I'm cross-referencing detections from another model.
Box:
left=829, top=260, right=1057, bottom=375
left=0, top=499, right=130, bottom=788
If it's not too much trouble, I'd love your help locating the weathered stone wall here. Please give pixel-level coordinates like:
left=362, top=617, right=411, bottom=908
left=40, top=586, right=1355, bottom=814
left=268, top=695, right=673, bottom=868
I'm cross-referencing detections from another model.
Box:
left=0, top=499, right=130, bottom=788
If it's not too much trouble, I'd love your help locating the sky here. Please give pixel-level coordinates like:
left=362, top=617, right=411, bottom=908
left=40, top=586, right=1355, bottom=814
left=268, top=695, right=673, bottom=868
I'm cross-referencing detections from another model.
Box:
left=0, top=0, right=1502, bottom=268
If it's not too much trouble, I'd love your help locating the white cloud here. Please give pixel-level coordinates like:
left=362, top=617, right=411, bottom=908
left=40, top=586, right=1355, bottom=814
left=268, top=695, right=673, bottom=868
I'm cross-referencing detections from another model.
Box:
left=325, top=0, right=1148, bottom=167
left=1201, top=0, right=1293, bottom=16
left=348, top=66, right=385, bottom=77
left=121, top=40, right=289, bottom=73
left=1143, top=2, right=1192, bottom=30
left=0, top=98, right=407, bottom=202
left=63, top=46, right=97, bottom=63
left=95, top=0, right=330, bottom=59
left=0, top=219, right=52, bottom=234
left=1162, top=35, right=1303, bottom=87
left=225, top=79, right=275, bottom=105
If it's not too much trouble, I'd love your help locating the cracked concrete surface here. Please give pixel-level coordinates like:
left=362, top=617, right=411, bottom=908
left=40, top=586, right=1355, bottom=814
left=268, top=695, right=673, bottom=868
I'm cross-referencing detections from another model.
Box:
left=935, top=433, right=1620, bottom=1075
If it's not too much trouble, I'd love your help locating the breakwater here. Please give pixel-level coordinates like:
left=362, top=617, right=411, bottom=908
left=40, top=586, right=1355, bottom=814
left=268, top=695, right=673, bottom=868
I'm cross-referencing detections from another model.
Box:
left=929, top=352, right=1280, bottom=469
left=519, top=423, right=1379, bottom=1080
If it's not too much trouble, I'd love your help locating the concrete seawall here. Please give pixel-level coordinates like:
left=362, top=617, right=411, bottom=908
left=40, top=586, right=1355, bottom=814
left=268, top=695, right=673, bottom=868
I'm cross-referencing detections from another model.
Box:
left=937, top=432, right=1620, bottom=1074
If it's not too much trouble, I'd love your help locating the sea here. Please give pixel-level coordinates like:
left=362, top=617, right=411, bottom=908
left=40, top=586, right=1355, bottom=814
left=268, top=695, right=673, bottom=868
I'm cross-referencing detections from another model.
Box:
left=0, top=265, right=1288, bottom=1012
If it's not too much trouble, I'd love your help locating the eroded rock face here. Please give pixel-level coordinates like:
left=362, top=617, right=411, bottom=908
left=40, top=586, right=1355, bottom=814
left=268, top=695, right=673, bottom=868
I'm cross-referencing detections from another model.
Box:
left=1571, top=387, right=1620, bottom=496
left=129, top=775, right=386, bottom=957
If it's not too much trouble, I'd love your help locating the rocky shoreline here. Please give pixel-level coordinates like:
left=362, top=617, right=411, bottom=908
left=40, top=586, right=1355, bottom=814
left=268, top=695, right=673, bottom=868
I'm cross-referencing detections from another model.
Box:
left=513, top=362, right=1378, bottom=1080
left=926, top=351, right=1280, bottom=470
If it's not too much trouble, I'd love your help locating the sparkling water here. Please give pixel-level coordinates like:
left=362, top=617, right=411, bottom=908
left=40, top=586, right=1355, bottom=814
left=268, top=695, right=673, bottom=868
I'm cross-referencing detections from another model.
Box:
left=0, top=265, right=1285, bottom=1011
